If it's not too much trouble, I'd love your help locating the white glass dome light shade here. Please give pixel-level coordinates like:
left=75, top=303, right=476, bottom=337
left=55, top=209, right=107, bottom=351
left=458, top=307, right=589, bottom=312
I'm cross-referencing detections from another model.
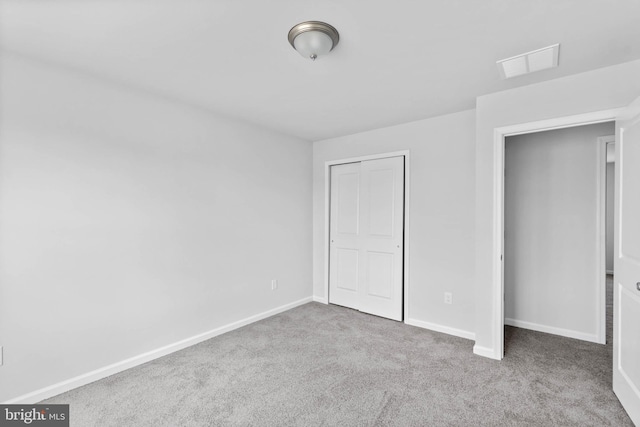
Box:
left=293, top=30, right=333, bottom=60
left=288, top=21, right=339, bottom=61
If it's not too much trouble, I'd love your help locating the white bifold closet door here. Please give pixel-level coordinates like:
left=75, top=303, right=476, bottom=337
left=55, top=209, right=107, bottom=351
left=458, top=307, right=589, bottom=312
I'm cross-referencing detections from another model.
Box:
left=329, top=156, right=404, bottom=321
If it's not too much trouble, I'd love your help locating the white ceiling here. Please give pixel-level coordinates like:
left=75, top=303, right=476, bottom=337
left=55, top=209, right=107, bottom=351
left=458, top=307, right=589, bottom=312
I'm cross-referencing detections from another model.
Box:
left=1, top=0, right=640, bottom=141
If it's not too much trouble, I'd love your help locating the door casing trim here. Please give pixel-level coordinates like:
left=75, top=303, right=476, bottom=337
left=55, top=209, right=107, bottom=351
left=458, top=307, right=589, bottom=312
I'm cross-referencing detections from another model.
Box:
left=479, top=109, right=624, bottom=360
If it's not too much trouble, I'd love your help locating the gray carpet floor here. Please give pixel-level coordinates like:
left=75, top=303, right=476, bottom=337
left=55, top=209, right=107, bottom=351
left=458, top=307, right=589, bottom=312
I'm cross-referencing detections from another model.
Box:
left=43, top=276, right=632, bottom=426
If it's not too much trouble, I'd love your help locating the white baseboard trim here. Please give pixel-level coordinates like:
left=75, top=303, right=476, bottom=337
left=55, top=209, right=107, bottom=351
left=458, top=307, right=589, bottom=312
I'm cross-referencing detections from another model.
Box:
left=473, top=344, right=501, bottom=360
left=405, top=318, right=475, bottom=341
left=312, top=296, right=328, bottom=304
left=5, top=296, right=313, bottom=404
left=505, top=318, right=601, bottom=344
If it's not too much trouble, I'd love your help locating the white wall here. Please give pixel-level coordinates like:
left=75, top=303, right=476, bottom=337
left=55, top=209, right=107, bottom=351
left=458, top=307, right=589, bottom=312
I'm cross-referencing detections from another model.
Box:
left=504, top=122, right=614, bottom=341
left=606, top=162, right=615, bottom=273
left=313, top=110, right=476, bottom=337
left=0, top=53, right=313, bottom=402
left=475, top=59, right=640, bottom=358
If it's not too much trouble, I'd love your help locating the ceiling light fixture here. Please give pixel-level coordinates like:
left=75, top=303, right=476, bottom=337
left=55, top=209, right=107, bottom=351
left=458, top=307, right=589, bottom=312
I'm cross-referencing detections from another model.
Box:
left=288, top=21, right=339, bottom=61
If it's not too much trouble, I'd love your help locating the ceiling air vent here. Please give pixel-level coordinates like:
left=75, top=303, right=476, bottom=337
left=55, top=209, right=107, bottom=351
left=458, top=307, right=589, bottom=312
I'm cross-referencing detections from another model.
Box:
left=497, top=44, right=560, bottom=79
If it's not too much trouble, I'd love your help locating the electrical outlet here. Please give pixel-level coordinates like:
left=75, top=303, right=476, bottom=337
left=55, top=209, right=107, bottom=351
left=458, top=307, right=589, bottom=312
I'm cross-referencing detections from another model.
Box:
left=444, top=292, right=453, bottom=305
left=271, top=279, right=278, bottom=290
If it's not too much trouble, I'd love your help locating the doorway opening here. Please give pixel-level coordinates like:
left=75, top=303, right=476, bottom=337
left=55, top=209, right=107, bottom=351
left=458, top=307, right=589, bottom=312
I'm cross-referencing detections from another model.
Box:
left=604, top=140, right=615, bottom=345
left=503, top=122, right=614, bottom=354
left=484, top=99, right=640, bottom=421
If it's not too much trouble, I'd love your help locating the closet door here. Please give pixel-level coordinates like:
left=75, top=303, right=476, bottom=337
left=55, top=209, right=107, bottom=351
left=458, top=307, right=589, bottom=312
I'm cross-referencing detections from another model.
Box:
left=358, top=157, right=404, bottom=320
left=328, top=162, right=361, bottom=310
left=329, top=157, right=404, bottom=321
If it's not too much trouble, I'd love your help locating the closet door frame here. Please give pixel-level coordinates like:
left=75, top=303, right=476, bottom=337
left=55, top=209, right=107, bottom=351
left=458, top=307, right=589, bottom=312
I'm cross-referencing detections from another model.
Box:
left=322, top=150, right=411, bottom=319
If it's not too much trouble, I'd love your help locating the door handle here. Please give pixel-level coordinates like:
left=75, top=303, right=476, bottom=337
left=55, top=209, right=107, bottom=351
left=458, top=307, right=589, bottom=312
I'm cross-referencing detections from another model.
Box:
left=637, top=282, right=640, bottom=291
